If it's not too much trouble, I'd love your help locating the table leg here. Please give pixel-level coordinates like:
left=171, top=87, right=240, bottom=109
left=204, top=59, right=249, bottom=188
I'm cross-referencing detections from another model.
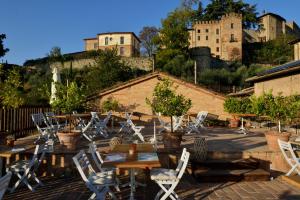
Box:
left=122, top=168, right=146, bottom=200
left=0, top=157, right=3, bottom=176
left=239, top=117, right=247, bottom=134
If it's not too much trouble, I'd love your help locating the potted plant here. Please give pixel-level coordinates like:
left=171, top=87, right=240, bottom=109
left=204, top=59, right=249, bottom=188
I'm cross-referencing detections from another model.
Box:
left=224, top=97, right=253, bottom=128
left=146, top=79, right=192, bottom=149
left=251, top=92, right=300, bottom=150
left=51, top=81, right=85, bottom=150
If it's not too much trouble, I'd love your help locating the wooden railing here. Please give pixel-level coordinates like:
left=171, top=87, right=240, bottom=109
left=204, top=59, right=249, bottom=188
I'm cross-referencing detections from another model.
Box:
left=0, top=105, right=51, bottom=139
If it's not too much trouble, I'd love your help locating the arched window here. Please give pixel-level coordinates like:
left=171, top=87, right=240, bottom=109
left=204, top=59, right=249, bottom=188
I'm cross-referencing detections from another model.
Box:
left=105, top=37, right=108, bottom=45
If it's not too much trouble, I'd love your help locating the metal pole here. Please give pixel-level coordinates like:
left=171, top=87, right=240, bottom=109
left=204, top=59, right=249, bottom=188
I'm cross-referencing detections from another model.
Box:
left=194, top=60, right=197, bottom=84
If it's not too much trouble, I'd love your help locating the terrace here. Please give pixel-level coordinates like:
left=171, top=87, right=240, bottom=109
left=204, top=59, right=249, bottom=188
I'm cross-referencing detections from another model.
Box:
left=1, top=112, right=300, bottom=200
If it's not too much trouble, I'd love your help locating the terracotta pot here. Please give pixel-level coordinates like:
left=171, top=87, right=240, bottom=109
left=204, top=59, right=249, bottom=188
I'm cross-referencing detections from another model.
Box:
left=265, top=131, right=291, bottom=151
left=229, top=118, right=240, bottom=128
left=57, top=130, right=81, bottom=150
left=163, top=131, right=183, bottom=149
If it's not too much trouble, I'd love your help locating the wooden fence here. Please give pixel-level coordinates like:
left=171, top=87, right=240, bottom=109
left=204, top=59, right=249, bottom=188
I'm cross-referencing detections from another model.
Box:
left=0, top=106, right=51, bottom=139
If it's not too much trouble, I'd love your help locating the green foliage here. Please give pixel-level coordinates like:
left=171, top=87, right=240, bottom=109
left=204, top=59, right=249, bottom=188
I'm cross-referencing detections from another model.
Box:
left=0, top=67, right=24, bottom=108
left=102, top=97, right=119, bottom=112
left=195, top=0, right=258, bottom=29
left=0, top=34, right=9, bottom=58
left=250, top=92, right=300, bottom=132
left=139, top=26, right=159, bottom=57
left=51, top=82, right=85, bottom=113
left=82, top=48, right=135, bottom=95
left=223, top=97, right=252, bottom=114
left=243, top=35, right=295, bottom=65
left=146, top=79, right=192, bottom=132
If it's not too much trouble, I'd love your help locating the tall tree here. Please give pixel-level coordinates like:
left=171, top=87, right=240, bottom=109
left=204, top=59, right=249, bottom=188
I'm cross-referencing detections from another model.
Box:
left=199, top=0, right=258, bottom=29
left=180, top=0, right=200, bottom=9
left=0, top=34, right=9, bottom=58
left=139, top=26, right=159, bottom=57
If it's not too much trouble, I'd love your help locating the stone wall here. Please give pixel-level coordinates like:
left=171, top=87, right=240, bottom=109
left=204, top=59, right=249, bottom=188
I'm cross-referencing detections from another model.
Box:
left=30, top=57, right=153, bottom=71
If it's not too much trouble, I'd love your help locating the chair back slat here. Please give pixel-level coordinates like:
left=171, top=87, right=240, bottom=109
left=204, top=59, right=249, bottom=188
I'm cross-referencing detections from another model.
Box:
left=73, top=150, right=95, bottom=182
left=0, top=171, right=12, bottom=199
left=89, top=142, right=104, bottom=172
left=103, top=111, right=112, bottom=125
left=175, top=148, right=190, bottom=180
left=278, top=139, right=299, bottom=166
left=32, top=113, right=50, bottom=131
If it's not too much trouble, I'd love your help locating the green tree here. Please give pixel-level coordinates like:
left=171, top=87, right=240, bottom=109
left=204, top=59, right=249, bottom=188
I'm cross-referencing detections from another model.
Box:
left=146, top=79, right=192, bottom=132
left=51, top=82, right=85, bottom=113
left=0, top=34, right=9, bottom=58
left=0, top=67, right=24, bottom=108
left=139, top=26, right=159, bottom=57
left=199, top=0, right=258, bottom=29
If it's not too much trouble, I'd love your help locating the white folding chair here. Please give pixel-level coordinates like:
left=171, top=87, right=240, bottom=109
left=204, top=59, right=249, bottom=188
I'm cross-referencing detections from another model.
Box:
left=93, top=111, right=112, bottom=132
left=44, top=112, right=66, bottom=132
left=9, top=144, right=48, bottom=193
left=0, top=171, right=12, bottom=199
left=186, top=111, right=208, bottom=134
left=80, top=116, right=99, bottom=142
left=157, top=114, right=184, bottom=134
left=32, top=113, right=56, bottom=143
left=90, top=112, right=109, bottom=138
left=118, top=112, right=132, bottom=134
left=278, top=139, right=300, bottom=176
left=127, top=119, right=145, bottom=142
left=89, top=142, right=120, bottom=190
left=73, top=111, right=87, bottom=128
left=151, top=148, right=190, bottom=200
left=73, top=150, right=118, bottom=200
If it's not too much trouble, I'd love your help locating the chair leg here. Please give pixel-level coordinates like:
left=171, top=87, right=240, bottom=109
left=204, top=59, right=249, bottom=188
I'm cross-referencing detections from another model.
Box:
left=286, top=165, right=297, bottom=176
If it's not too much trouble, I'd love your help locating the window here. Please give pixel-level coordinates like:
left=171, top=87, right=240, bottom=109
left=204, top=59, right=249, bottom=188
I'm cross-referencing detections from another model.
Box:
left=216, top=47, right=220, bottom=52
left=216, top=55, right=220, bottom=59
left=206, top=36, right=208, bottom=40
left=216, top=29, right=219, bottom=35
left=94, top=43, right=98, bottom=49
left=206, top=29, right=209, bottom=33
left=216, top=39, right=219, bottom=43
left=120, top=36, right=124, bottom=44
left=230, top=34, right=234, bottom=42
left=231, top=23, right=234, bottom=29
left=197, top=29, right=200, bottom=33
left=105, top=37, right=108, bottom=45
left=198, top=36, right=200, bottom=41
left=120, top=47, right=125, bottom=55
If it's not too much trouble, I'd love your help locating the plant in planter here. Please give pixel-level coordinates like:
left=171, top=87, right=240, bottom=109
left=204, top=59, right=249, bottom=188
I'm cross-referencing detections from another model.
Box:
left=51, top=81, right=86, bottom=150
left=102, top=97, right=119, bottom=112
left=146, top=79, right=192, bottom=148
left=251, top=92, right=300, bottom=150
left=224, top=97, right=253, bottom=128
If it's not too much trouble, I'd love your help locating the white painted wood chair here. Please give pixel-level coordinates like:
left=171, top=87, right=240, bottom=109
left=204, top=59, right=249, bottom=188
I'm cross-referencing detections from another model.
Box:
left=186, top=111, right=208, bottom=134
left=9, top=144, right=48, bottom=193
left=118, top=112, right=132, bottom=134
left=0, top=171, right=12, bottom=200
left=90, top=112, right=109, bottom=138
left=73, top=150, right=118, bottom=200
left=127, top=119, right=145, bottom=142
left=93, top=111, right=112, bottom=133
left=157, top=114, right=184, bottom=134
left=73, top=111, right=87, bottom=128
left=89, top=142, right=120, bottom=190
left=278, top=139, right=300, bottom=176
left=32, top=113, right=56, bottom=143
left=80, top=116, right=99, bottom=142
left=150, top=148, right=190, bottom=200
left=44, top=112, right=66, bottom=132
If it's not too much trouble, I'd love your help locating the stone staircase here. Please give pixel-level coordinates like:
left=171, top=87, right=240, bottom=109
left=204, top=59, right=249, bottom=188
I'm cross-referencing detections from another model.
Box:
left=192, top=158, right=270, bottom=182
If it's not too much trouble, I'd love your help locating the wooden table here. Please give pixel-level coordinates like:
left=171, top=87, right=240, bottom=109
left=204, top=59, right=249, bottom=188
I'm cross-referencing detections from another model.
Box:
left=231, top=114, right=257, bottom=134
left=0, top=144, right=35, bottom=176
left=103, top=144, right=161, bottom=200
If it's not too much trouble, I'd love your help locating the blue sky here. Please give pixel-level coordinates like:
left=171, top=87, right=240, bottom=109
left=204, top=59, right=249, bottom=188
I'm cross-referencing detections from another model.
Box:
left=1, top=0, right=300, bottom=65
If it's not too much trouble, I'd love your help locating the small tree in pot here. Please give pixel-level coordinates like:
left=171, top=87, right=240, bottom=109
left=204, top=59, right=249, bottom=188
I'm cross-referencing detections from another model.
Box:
left=146, top=79, right=192, bottom=148
left=51, top=81, right=85, bottom=150
left=251, top=92, right=300, bottom=150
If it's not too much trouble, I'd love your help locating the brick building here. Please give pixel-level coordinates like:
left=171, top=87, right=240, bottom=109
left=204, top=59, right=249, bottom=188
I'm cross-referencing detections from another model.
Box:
left=88, top=72, right=230, bottom=120
left=84, top=32, right=140, bottom=57
left=189, top=13, right=243, bottom=61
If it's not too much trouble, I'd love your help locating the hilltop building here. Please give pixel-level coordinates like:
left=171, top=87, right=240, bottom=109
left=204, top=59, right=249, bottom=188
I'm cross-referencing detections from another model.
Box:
left=189, top=13, right=243, bottom=61
left=84, top=32, right=140, bottom=57
left=190, top=12, right=300, bottom=62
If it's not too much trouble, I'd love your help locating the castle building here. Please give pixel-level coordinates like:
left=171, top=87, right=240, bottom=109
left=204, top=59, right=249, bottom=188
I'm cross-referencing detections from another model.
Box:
left=189, top=13, right=243, bottom=61
left=257, top=13, right=300, bottom=42
left=84, top=32, right=140, bottom=57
